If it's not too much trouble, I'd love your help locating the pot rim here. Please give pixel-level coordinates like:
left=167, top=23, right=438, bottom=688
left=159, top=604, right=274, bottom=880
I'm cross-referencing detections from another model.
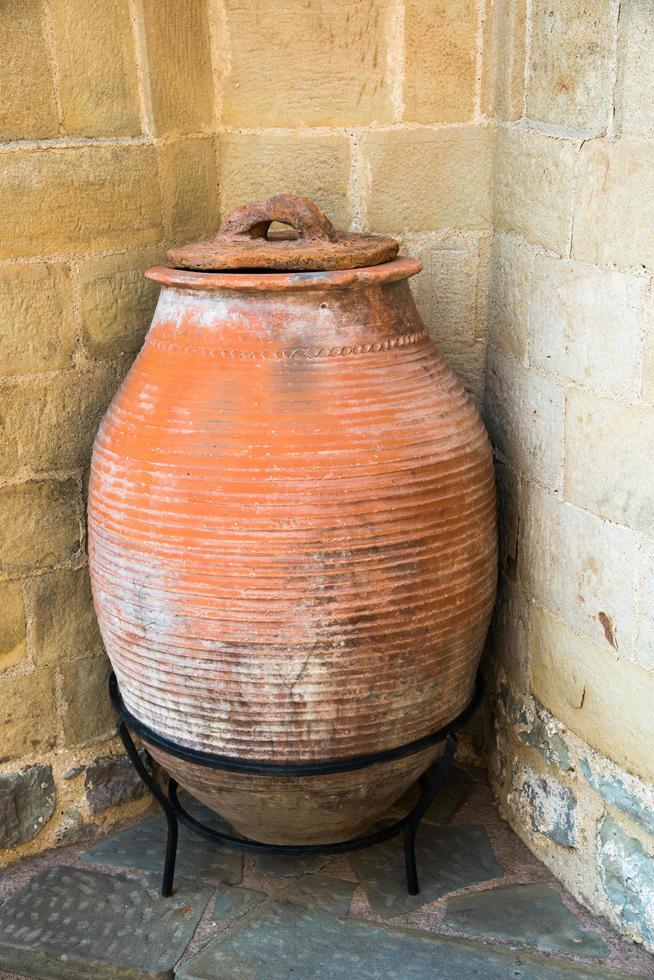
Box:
left=145, top=256, right=422, bottom=293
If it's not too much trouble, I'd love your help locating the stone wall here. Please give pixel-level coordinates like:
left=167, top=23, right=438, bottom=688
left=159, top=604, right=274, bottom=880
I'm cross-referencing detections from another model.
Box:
left=485, top=0, right=654, bottom=952
left=0, top=0, right=221, bottom=864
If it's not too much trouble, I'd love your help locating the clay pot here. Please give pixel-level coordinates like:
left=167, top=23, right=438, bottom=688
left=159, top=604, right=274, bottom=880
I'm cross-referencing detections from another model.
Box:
left=88, top=195, right=497, bottom=844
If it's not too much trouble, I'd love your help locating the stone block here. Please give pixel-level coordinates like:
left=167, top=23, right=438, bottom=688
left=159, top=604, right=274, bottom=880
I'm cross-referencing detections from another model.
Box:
left=526, top=0, right=613, bottom=131
left=404, top=0, right=477, bottom=123
left=644, top=306, right=654, bottom=405
left=520, top=483, right=637, bottom=651
left=0, top=0, right=58, bottom=139
left=365, top=127, right=493, bottom=233
left=0, top=764, right=55, bottom=848
left=84, top=752, right=146, bottom=814
left=0, top=263, right=75, bottom=377
left=48, top=0, right=141, bottom=136
left=581, top=757, right=654, bottom=835
left=141, top=0, right=215, bottom=136
left=444, top=883, right=607, bottom=956
left=220, top=132, right=351, bottom=229
left=636, top=542, right=654, bottom=670
left=24, top=566, right=103, bottom=665
left=490, top=581, right=531, bottom=691
left=486, top=348, right=564, bottom=487
left=0, top=866, right=213, bottom=979
left=79, top=249, right=161, bottom=359
left=0, top=669, right=57, bottom=761
left=60, top=654, right=115, bottom=746
left=213, top=886, right=264, bottom=922
left=509, top=766, right=578, bottom=847
left=0, top=581, right=26, bottom=671
left=565, top=389, right=654, bottom=532
left=0, top=367, right=119, bottom=480
left=530, top=605, right=654, bottom=782
left=0, top=480, right=80, bottom=576
left=515, top=699, right=573, bottom=772
left=573, top=139, right=654, bottom=268
left=0, top=145, right=162, bottom=259
left=615, top=0, right=654, bottom=137
left=158, top=137, right=219, bottom=244
left=598, top=817, right=654, bottom=947
left=530, top=258, right=645, bottom=397
left=488, top=235, right=532, bottom=359
left=494, top=128, right=576, bottom=254
left=221, top=0, right=394, bottom=127
left=403, top=238, right=478, bottom=346
left=481, top=0, right=527, bottom=121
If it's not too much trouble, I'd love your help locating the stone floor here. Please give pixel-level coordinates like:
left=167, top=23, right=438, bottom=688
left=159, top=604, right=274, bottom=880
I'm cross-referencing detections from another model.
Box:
left=0, top=765, right=652, bottom=979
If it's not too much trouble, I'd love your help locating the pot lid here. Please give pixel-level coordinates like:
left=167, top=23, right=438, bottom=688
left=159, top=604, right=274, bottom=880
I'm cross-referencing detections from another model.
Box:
left=166, top=193, right=399, bottom=272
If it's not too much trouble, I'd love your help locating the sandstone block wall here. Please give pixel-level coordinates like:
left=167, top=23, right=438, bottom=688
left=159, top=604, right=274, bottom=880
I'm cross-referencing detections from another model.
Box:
left=485, top=0, right=654, bottom=951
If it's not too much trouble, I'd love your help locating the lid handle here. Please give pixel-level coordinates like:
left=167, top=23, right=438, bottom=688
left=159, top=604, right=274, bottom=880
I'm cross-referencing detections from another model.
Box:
left=216, top=193, right=338, bottom=244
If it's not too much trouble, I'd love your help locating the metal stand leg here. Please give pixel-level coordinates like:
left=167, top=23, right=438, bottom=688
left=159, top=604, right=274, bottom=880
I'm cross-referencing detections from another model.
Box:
left=403, top=732, right=458, bottom=896
left=117, top=720, right=179, bottom=897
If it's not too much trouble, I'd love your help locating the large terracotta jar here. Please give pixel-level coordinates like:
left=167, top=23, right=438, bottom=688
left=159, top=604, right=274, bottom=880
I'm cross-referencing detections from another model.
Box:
left=88, top=195, right=497, bottom=844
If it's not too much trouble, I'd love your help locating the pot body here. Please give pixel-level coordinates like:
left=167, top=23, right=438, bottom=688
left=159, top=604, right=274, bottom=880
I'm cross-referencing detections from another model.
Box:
left=88, top=261, right=497, bottom=844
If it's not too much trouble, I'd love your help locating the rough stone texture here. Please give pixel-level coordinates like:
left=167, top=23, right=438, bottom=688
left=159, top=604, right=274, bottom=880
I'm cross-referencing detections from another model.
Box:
left=530, top=605, right=654, bottom=782
left=254, top=853, right=327, bottom=878
left=179, top=874, right=624, bottom=980
left=0, top=0, right=58, bottom=140
left=481, top=0, right=527, bottom=121
left=0, top=480, right=80, bottom=576
left=84, top=752, right=147, bottom=814
left=219, top=132, right=351, bottom=230
left=526, top=0, right=613, bottom=131
left=60, top=655, right=115, bottom=747
left=444, top=883, right=608, bottom=956
left=510, top=767, right=578, bottom=847
left=636, top=541, right=654, bottom=670
left=0, top=866, right=212, bottom=979
left=530, top=258, right=646, bottom=397
left=0, top=670, right=57, bottom=762
left=403, top=0, right=477, bottom=123
left=514, top=700, right=572, bottom=773
left=0, top=581, right=26, bottom=672
left=519, top=484, right=636, bottom=651
left=0, top=263, right=75, bottom=377
left=573, top=139, right=654, bottom=268
left=352, top=824, right=503, bottom=918
left=494, top=128, right=576, bottom=254
left=141, top=0, right=215, bottom=136
left=79, top=250, right=161, bottom=359
left=221, top=0, right=394, bottom=127
left=581, top=758, right=654, bottom=836
left=48, top=0, right=141, bottom=137
left=565, top=389, right=654, bottom=533
left=598, top=817, right=654, bottom=947
left=158, top=137, right=219, bottom=243
left=0, top=145, right=162, bottom=259
left=213, top=885, right=265, bottom=921
left=614, top=0, right=654, bottom=137
left=0, top=368, right=119, bottom=479
left=486, top=348, right=564, bottom=488
left=0, top=765, right=55, bottom=848
left=24, top=566, right=102, bottom=665
left=366, top=127, right=493, bottom=232
left=82, top=800, right=243, bottom=883
left=488, top=235, right=532, bottom=359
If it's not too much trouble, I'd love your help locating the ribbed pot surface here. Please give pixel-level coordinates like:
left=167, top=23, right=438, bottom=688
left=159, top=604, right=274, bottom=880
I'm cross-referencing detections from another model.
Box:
left=88, top=260, right=497, bottom=843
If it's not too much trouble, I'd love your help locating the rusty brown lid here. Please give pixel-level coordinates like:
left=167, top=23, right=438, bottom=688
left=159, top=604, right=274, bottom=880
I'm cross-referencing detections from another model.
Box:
left=166, top=193, right=399, bottom=272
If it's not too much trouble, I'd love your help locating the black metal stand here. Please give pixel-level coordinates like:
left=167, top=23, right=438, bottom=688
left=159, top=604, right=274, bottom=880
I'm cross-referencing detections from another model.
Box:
left=110, top=672, right=482, bottom=898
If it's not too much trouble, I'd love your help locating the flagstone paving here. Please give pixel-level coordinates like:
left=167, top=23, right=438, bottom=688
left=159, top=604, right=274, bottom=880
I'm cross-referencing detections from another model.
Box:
left=0, top=765, right=652, bottom=979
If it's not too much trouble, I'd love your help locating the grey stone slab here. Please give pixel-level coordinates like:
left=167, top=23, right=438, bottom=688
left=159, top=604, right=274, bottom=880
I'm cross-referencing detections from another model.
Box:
left=254, top=852, right=327, bottom=877
left=352, top=823, right=504, bottom=918
left=213, top=885, right=265, bottom=921
left=389, top=764, right=474, bottom=825
left=0, top=765, right=55, bottom=848
left=599, top=817, right=654, bottom=947
left=444, top=883, right=609, bottom=957
left=82, top=798, right=242, bottom=885
left=582, top=759, right=654, bottom=835
left=84, top=752, right=146, bottom=814
left=178, top=874, right=628, bottom=980
left=0, top=865, right=212, bottom=980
